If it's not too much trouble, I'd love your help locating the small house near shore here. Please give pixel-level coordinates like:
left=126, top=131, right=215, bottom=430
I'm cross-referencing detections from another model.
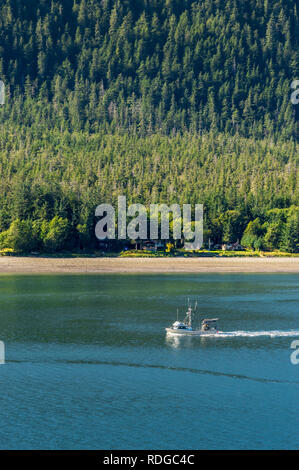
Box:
left=221, top=241, right=244, bottom=251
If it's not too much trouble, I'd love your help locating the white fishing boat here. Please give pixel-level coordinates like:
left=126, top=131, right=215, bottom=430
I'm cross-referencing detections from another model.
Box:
left=165, top=302, right=219, bottom=336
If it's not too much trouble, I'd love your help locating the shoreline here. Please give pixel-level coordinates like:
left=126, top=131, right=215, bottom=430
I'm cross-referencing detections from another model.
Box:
left=0, top=256, right=298, bottom=274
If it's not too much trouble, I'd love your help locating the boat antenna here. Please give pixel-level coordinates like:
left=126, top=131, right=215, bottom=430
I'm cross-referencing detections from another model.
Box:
left=194, top=301, right=198, bottom=328
left=177, top=308, right=179, bottom=321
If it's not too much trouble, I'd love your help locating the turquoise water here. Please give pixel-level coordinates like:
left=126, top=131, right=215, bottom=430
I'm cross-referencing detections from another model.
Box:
left=0, top=273, right=298, bottom=450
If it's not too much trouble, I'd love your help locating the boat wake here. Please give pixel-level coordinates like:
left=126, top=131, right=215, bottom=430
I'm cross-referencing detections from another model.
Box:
left=204, top=330, right=299, bottom=338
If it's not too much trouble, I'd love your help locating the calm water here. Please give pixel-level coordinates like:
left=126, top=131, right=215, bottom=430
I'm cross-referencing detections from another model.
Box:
left=0, top=273, right=298, bottom=450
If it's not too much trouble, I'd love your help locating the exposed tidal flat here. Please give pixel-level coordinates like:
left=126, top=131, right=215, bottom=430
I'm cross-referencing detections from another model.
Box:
left=0, top=273, right=298, bottom=449
left=0, top=256, right=298, bottom=274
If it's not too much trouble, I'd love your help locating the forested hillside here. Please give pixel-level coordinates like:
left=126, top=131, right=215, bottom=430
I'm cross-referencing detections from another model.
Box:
left=0, top=0, right=298, bottom=252
left=0, top=0, right=298, bottom=136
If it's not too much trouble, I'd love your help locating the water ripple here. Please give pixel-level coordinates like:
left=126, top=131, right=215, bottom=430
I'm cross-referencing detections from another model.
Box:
left=8, top=358, right=299, bottom=385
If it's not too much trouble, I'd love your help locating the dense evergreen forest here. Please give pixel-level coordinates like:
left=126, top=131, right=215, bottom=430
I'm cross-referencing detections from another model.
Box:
left=0, top=0, right=298, bottom=252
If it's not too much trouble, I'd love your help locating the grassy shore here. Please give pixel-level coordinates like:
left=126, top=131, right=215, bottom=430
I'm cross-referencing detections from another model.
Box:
left=0, top=256, right=298, bottom=274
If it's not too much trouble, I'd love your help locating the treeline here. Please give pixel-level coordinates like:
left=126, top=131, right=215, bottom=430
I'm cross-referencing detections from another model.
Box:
left=0, top=126, right=298, bottom=252
left=240, top=206, right=299, bottom=252
left=0, top=0, right=298, bottom=138
left=0, top=206, right=298, bottom=253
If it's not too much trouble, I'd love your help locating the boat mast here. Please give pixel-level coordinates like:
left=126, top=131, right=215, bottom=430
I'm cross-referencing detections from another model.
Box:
left=194, top=301, right=198, bottom=329
left=186, top=305, right=193, bottom=329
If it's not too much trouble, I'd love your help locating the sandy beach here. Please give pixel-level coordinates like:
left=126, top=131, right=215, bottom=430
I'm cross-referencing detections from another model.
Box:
left=0, top=256, right=298, bottom=274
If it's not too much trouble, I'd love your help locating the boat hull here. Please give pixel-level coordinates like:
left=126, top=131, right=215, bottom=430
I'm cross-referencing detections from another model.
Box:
left=165, top=328, right=219, bottom=336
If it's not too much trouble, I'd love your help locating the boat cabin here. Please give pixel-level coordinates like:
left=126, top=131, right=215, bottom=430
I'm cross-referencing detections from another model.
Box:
left=201, top=318, right=219, bottom=331
left=172, top=321, right=189, bottom=330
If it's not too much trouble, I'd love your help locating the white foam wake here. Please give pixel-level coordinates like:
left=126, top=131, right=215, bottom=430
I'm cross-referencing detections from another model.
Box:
left=213, top=330, right=299, bottom=338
